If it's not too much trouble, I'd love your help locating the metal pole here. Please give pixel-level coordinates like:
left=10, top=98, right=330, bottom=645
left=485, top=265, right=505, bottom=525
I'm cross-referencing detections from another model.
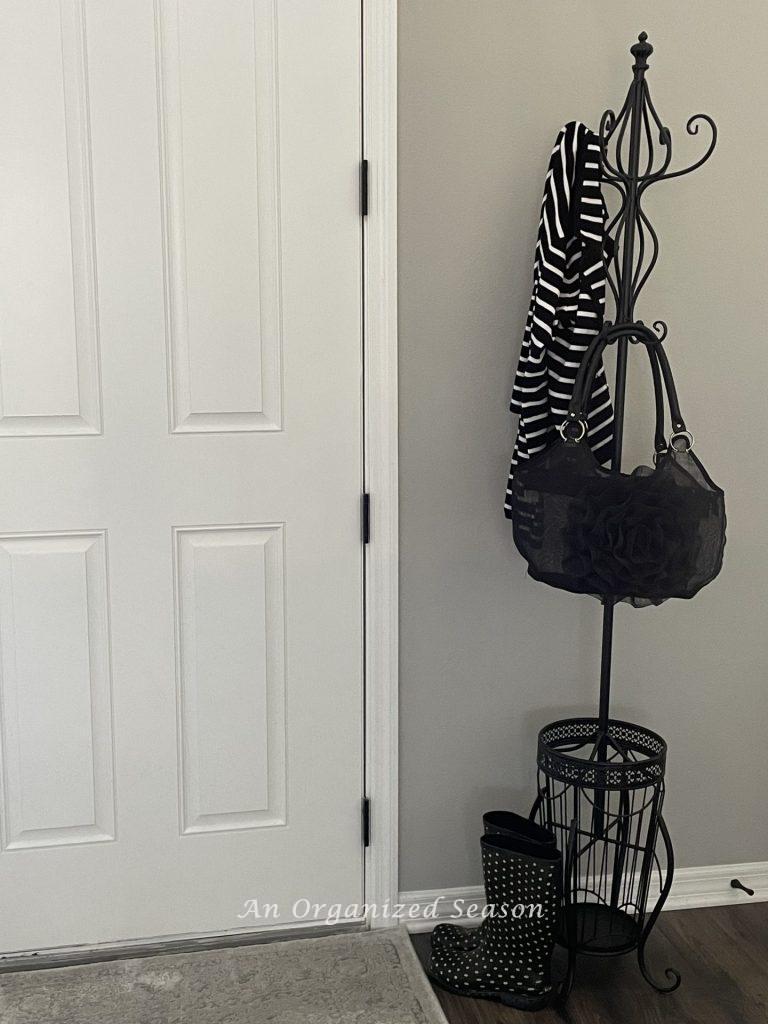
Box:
left=597, top=34, right=652, bottom=736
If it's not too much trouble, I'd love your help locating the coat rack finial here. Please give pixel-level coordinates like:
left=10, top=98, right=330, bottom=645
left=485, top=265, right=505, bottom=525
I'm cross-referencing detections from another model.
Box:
left=631, top=32, right=653, bottom=71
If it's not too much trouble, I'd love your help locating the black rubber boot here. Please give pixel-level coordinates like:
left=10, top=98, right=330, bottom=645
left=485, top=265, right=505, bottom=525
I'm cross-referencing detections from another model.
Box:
left=427, top=833, right=561, bottom=1011
left=431, top=812, right=556, bottom=953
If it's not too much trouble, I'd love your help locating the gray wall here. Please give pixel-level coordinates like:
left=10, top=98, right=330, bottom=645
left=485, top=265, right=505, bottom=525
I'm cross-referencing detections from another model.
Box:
left=398, top=0, right=768, bottom=892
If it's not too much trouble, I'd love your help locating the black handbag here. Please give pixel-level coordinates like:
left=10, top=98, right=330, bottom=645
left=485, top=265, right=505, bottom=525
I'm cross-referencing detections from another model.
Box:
left=509, top=324, right=726, bottom=606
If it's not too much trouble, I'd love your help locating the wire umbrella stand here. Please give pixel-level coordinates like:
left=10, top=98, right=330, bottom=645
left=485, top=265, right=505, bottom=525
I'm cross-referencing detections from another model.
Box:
left=532, top=33, right=717, bottom=1001
left=534, top=718, right=676, bottom=998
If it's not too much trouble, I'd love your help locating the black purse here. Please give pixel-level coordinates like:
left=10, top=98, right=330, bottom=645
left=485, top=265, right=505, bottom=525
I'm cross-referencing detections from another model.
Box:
left=509, top=324, right=726, bottom=606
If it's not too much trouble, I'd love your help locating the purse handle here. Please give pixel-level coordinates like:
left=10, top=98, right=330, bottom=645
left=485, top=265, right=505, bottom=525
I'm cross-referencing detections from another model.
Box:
left=575, top=330, right=668, bottom=455
left=560, top=323, right=692, bottom=453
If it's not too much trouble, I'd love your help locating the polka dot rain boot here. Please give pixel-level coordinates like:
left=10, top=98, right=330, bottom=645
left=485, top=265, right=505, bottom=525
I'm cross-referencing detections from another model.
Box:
left=427, top=832, right=562, bottom=1011
left=431, top=811, right=557, bottom=953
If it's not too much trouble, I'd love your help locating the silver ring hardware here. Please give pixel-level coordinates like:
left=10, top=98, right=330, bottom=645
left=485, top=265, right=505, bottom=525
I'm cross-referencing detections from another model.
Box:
left=558, top=417, right=587, bottom=443
left=669, top=430, right=694, bottom=453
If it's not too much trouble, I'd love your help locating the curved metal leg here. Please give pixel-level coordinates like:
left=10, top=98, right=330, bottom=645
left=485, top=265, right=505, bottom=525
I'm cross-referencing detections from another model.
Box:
left=558, top=933, right=578, bottom=1004
left=638, top=948, right=681, bottom=994
left=529, top=792, right=543, bottom=822
left=637, top=813, right=681, bottom=993
left=556, top=818, right=579, bottom=1005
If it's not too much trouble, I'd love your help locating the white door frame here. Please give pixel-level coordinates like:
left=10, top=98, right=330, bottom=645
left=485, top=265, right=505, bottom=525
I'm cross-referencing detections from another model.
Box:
left=361, top=0, right=399, bottom=926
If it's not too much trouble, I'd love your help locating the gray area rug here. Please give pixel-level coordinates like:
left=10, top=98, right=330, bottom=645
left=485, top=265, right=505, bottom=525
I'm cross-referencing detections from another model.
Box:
left=0, top=930, right=447, bottom=1024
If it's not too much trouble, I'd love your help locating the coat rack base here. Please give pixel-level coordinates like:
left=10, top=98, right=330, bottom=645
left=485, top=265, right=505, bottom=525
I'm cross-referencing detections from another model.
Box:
left=532, top=716, right=681, bottom=1000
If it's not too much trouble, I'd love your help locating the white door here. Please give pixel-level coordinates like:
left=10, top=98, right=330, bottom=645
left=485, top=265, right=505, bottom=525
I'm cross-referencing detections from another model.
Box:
left=0, top=0, right=364, bottom=953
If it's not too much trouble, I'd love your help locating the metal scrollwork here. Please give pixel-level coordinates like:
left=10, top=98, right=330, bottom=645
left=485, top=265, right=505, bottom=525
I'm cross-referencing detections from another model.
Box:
left=598, top=33, right=717, bottom=319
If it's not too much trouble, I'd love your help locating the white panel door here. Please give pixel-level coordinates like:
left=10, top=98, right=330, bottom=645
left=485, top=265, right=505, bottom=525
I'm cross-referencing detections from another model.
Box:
left=0, top=0, right=364, bottom=952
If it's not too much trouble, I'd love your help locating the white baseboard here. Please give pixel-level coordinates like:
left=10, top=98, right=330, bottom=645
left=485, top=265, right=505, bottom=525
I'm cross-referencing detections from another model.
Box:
left=662, top=862, right=768, bottom=910
left=399, top=861, right=768, bottom=933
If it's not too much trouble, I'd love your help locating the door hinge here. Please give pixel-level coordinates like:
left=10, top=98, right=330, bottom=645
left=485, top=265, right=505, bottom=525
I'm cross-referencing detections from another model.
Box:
left=361, top=492, right=370, bottom=544
left=360, top=159, right=369, bottom=216
left=362, top=796, right=371, bottom=847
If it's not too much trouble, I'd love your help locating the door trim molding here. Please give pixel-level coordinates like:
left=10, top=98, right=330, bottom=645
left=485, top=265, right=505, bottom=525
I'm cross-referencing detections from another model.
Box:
left=362, top=0, right=399, bottom=926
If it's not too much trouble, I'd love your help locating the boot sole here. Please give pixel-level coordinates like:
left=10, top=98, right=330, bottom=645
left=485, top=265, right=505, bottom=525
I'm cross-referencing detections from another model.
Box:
left=427, top=970, right=552, bottom=1011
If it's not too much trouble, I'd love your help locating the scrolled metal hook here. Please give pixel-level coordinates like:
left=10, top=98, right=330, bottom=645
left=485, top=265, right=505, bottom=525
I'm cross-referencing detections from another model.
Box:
left=652, top=320, right=668, bottom=342
left=654, top=113, right=718, bottom=181
left=599, top=108, right=622, bottom=178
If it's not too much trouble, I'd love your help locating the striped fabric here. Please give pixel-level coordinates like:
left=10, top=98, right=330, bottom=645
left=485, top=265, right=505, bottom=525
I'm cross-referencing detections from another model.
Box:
left=504, top=121, right=614, bottom=519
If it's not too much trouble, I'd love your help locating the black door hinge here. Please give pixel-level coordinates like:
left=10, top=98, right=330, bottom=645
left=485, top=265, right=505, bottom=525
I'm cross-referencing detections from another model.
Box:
left=360, top=159, right=369, bottom=216
left=362, top=796, right=371, bottom=847
left=361, top=493, right=370, bottom=544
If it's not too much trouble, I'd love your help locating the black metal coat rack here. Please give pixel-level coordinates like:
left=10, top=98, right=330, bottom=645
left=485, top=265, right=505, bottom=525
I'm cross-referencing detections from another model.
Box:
left=532, top=33, right=717, bottom=1002
left=596, top=30, right=717, bottom=743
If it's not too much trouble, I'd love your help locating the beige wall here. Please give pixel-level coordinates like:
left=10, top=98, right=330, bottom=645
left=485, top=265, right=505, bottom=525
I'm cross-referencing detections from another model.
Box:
left=398, top=0, right=768, bottom=892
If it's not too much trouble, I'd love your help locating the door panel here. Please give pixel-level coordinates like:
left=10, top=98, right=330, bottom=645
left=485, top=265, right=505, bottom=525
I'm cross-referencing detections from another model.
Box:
left=0, top=0, right=363, bottom=953
left=0, top=0, right=101, bottom=435
left=157, top=0, right=282, bottom=433
left=0, top=531, right=115, bottom=850
left=174, top=523, right=286, bottom=835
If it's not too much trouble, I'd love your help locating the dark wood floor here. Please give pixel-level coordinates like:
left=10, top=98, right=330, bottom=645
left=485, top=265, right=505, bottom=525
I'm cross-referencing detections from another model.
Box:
left=412, top=903, right=768, bottom=1023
